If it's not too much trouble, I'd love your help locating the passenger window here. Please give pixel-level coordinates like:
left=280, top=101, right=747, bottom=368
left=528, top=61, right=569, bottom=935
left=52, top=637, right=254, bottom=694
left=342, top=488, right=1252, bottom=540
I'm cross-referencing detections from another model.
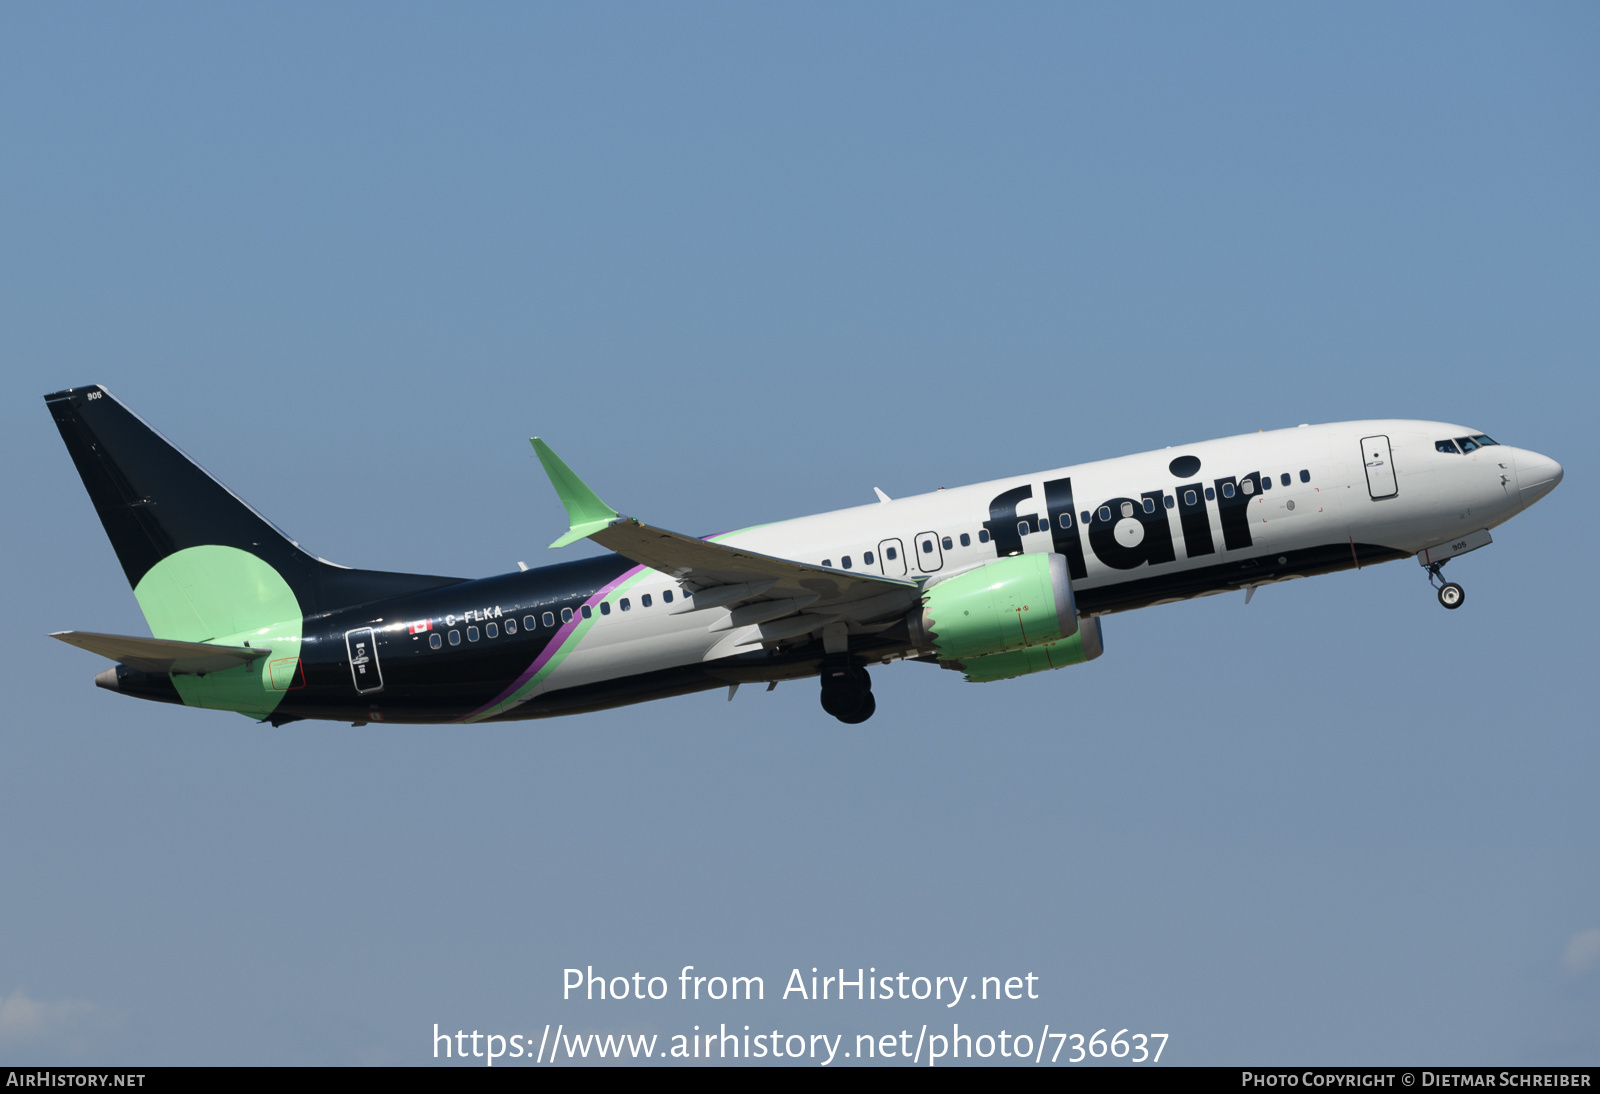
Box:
left=449, top=630, right=461, bottom=646
left=842, top=556, right=853, bottom=569
left=886, top=546, right=898, bottom=560
left=662, top=590, right=673, bottom=603
left=1456, top=437, right=1480, bottom=453
left=544, top=611, right=556, bottom=627
left=580, top=606, right=592, bottom=619
left=641, top=594, right=652, bottom=608
left=1241, top=479, right=1254, bottom=495
left=1222, top=483, right=1235, bottom=498
left=1099, top=506, right=1112, bottom=522
left=1120, top=502, right=1134, bottom=518
left=942, top=536, right=953, bottom=549
left=430, top=633, right=442, bottom=650
left=978, top=529, right=990, bottom=543
left=1260, top=476, right=1271, bottom=490
left=863, top=551, right=874, bottom=565
left=922, top=540, right=934, bottom=553
left=526, top=615, right=537, bottom=630
left=1142, top=498, right=1155, bottom=514
left=1164, top=495, right=1175, bottom=509
left=467, top=625, right=480, bottom=641
left=1299, top=470, right=1309, bottom=483
left=1205, top=487, right=1216, bottom=500
left=599, top=602, right=611, bottom=616
left=1184, top=489, right=1196, bottom=505
left=619, top=598, right=630, bottom=611
left=560, top=608, right=573, bottom=624
left=1058, top=513, right=1071, bottom=529
left=1080, top=511, right=1090, bottom=525
left=504, top=619, right=516, bottom=635
left=822, top=559, right=833, bottom=568
left=1280, top=473, right=1291, bottom=486
left=1436, top=440, right=1460, bottom=454
left=486, top=622, right=499, bottom=638
left=1017, top=520, right=1030, bottom=537
left=959, top=533, right=970, bottom=546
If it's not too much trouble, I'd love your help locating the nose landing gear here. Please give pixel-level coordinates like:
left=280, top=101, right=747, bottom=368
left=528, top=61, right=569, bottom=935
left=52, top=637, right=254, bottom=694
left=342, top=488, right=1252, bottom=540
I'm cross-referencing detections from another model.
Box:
left=819, top=656, right=875, bottom=723
left=1425, top=562, right=1466, bottom=610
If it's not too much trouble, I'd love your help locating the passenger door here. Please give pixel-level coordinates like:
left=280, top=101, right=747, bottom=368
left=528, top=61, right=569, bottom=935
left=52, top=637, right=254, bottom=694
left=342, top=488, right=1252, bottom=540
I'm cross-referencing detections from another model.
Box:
left=345, top=627, right=384, bottom=694
left=1361, top=436, right=1398, bottom=499
left=913, top=531, right=944, bottom=572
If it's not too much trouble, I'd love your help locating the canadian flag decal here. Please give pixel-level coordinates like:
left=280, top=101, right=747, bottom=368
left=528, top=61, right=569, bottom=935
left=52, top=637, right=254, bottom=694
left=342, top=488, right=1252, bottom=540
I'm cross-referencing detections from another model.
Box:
left=408, top=619, right=432, bottom=635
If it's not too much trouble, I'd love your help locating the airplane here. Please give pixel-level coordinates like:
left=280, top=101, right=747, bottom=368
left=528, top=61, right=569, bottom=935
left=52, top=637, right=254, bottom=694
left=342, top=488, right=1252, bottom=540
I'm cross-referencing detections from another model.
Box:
left=45, top=385, right=1562, bottom=726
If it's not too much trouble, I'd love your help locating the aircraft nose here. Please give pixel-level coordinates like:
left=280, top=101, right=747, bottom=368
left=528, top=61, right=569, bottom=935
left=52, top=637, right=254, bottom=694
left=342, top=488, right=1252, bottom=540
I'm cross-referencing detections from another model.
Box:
left=1514, top=449, right=1563, bottom=510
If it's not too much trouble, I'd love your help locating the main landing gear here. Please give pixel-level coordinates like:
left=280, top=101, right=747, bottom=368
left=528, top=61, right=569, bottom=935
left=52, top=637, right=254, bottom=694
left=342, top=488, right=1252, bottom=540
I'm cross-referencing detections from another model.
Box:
left=820, top=655, right=875, bottom=724
left=1425, top=561, right=1465, bottom=610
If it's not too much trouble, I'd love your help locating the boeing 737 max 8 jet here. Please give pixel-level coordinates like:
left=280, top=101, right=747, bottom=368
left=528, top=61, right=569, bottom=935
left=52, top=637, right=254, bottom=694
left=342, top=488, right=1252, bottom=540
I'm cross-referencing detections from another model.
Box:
left=45, top=386, right=1562, bottom=724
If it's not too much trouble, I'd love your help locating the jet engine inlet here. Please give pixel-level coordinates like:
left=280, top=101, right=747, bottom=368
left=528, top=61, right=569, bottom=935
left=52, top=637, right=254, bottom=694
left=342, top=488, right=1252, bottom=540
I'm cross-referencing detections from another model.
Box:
left=909, top=552, right=1078, bottom=661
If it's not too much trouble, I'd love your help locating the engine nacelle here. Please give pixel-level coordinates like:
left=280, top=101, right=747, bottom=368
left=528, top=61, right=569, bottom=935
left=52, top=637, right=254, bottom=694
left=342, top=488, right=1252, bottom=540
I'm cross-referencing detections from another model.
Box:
left=950, top=616, right=1105, bottom=682
left=908, top=553, right=1077, bottom=661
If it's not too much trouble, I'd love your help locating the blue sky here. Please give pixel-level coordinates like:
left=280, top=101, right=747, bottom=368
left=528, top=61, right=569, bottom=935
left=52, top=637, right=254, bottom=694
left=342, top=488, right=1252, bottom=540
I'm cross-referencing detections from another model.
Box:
left=1, top=2, right=1596, bottom=1065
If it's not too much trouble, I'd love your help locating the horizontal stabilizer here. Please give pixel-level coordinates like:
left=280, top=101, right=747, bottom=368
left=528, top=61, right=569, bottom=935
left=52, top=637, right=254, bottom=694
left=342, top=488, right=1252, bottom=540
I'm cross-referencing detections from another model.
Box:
left=50, top=631, right=272, bottom=675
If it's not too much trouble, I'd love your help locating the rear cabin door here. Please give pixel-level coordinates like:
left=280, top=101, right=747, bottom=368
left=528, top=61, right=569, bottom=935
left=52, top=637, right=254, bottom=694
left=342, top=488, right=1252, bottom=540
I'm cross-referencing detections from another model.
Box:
left=345, top=627, right=384, bottom=694
left=1361, top=436, right=1398, bottom=499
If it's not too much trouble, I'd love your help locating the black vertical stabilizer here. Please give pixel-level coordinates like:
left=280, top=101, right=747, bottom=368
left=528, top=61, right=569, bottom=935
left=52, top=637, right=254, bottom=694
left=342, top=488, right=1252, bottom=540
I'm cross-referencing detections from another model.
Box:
left=45, top=385, right=465, bottom=613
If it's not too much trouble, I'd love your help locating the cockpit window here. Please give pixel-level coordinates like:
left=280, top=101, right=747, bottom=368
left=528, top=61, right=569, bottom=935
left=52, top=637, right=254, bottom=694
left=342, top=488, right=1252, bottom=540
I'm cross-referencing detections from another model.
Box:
left=1455, top=436, right=1480, bottom=453
left=1472, top=434, right=1498, bottom=446
left=1436, top=439, right=1461, bottom=454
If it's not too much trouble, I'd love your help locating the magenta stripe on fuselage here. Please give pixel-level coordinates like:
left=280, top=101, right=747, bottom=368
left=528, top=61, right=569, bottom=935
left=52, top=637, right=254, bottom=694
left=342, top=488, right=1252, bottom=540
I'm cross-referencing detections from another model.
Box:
left=457, top=564, right=645, bottom=721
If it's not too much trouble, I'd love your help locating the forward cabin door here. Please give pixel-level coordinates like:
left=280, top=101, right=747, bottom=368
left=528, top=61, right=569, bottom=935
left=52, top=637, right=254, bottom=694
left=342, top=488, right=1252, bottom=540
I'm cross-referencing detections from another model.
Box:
left=1361, top=436, right=1398, bottom=499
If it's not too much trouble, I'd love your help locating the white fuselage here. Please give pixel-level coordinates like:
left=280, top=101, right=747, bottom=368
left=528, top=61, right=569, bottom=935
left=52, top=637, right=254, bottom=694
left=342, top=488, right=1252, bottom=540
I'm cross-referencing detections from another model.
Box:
left=538, top=420, right=1561, bottom=697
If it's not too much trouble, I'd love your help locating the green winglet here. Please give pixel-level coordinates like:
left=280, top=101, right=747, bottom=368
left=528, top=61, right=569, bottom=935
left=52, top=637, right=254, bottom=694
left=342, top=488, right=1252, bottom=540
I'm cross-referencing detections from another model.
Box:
left=531, top=437, right=622, bottom=548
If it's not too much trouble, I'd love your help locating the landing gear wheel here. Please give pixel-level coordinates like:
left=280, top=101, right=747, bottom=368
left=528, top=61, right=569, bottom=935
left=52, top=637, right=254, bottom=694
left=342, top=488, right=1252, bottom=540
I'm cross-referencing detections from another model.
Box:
left=819, top=658, right=873, bottom=722
left=820, top=684, right=866, bottom=720
left=1425, top=561, right=1465, bottom=610
left=836, top=691, right=876, bottom=724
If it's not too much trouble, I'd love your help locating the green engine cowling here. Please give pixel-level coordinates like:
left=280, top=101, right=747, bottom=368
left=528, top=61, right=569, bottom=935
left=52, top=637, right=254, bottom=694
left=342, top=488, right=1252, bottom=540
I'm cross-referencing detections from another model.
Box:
left=908, top=553, right=1078, bottom=660
left=951, top=616, right=1105, bottom=682
left=907, top=553, right=1105, bottom=683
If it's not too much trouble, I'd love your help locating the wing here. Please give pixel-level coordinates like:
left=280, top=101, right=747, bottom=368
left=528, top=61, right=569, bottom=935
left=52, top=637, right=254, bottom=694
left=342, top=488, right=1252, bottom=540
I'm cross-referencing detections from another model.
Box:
left=50, top=631, right=272, bottom=674
left=531, top=439, right=921, bottom=633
